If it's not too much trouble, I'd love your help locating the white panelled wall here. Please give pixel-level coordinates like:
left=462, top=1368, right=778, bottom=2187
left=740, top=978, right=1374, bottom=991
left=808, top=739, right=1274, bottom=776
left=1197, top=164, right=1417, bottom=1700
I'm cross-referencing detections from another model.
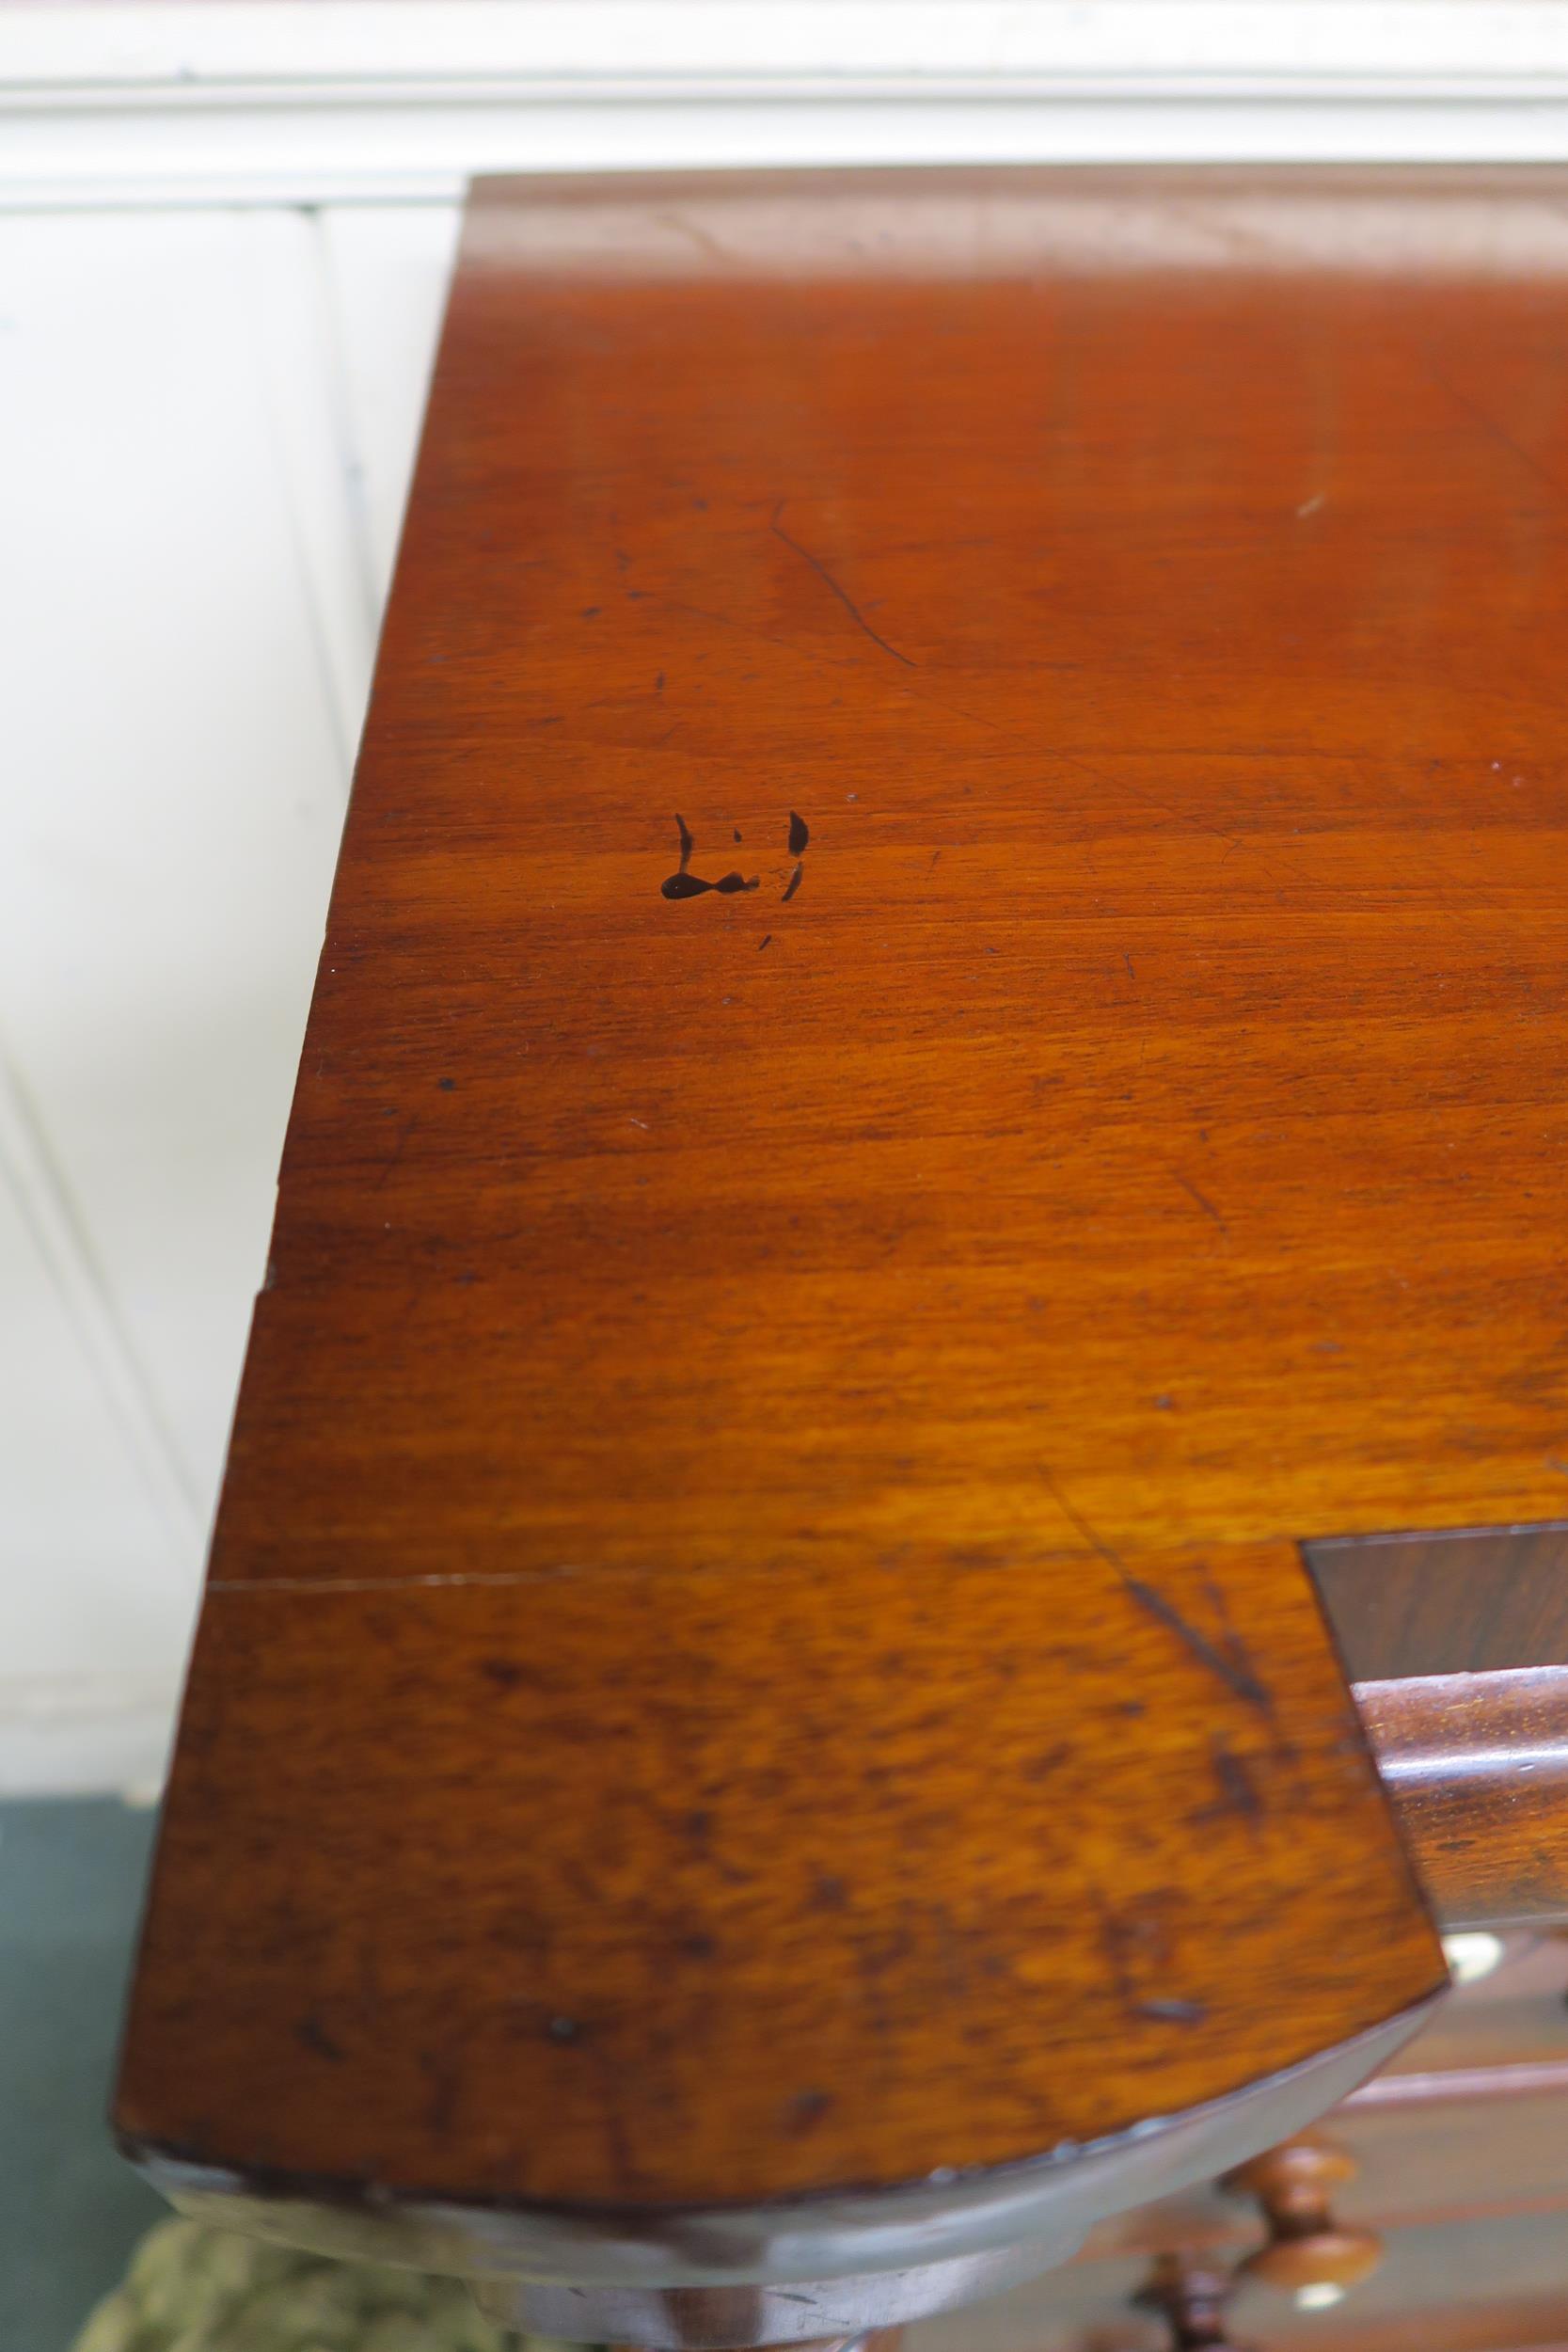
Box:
left=9, top=1, right=1568, bottom=1795
left=0, top=197, right=460, bottom=1792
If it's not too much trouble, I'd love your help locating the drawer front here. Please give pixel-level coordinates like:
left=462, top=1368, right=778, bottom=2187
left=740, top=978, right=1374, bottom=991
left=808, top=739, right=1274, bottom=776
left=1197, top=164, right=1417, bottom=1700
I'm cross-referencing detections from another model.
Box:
left=1077, top=2086, right=1568, bottom=2259
left=1080, top=1935, right=1568, bottom=2261
left=1377, top=1931, right=1568, bottom=2078
left=908, top=1943, right=1568, bottom=2352
left=908, top=2209, right=1568, bottom=2352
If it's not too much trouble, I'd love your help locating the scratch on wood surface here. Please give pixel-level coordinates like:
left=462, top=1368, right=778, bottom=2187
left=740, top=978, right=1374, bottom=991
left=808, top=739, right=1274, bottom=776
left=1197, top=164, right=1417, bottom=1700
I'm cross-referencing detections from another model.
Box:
left=1424, top=357, right=1568, bottom=512
left=770, top=500, right=917, bottom=669
left=1172, top=1169, right=1230, bottom=1241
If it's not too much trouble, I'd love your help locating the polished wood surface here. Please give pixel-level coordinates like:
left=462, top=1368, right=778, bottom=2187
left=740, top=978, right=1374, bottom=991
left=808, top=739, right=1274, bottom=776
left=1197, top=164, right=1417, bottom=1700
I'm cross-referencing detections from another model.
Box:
left=119, top=1542, right=1432, bottom=2203
left=1356, top=1670, right=1568, bottom=1928
left=121, top=167, right=1568, bottom=2224
left=1313, top=1528, right=1568, bottom=1683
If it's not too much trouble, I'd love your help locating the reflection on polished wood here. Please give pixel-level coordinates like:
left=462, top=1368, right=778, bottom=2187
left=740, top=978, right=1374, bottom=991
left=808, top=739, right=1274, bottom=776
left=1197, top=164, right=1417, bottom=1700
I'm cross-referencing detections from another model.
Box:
left=1357, top=1670, right=1568, bottom=1929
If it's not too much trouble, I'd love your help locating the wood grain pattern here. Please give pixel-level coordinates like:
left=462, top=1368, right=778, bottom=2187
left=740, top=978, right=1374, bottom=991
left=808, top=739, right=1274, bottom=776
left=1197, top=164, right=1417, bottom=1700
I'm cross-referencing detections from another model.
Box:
left=1312, top=1527, right=1568, bottom=1683
left=118, top=165, right=1568, bottom=2226
left=119, top=1546, right=1432, bottom=2204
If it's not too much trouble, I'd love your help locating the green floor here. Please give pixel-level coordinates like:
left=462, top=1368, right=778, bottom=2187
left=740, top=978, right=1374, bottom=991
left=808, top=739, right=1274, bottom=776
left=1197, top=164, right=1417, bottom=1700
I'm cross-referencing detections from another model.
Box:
left=1, top=1799, right=168, bottom=2352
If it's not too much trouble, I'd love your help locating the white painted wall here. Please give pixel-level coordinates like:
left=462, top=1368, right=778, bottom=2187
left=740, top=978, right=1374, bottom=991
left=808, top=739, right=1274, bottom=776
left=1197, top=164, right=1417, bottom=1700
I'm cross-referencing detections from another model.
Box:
left=0, top=193, right=460, bottom=1791
left=6, top=1, right=1568, bottom=1793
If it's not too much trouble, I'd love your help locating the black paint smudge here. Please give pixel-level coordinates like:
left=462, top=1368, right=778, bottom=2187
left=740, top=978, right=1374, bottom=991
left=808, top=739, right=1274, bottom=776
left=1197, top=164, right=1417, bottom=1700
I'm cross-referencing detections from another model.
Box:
left=661, top=869, right=758, bottom=900
left=788, top=810, right=810, bottom=856
left=297, top=2013, right=345, bottom=2062
left=782, top=862, right=804, bottom=902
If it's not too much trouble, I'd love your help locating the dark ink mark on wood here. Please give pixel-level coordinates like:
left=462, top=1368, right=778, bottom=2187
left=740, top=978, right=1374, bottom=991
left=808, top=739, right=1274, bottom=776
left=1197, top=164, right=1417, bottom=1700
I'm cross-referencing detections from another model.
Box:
left=734, top=827, right=743, bottom=843
left=1121, top=1575, right=1272, bottom=1711
left=785, top=2088, right=833, bottom=2130
left=783, top=862, right=804, bottom=902
left=1209, top=1736, right=1264, bottom=1822
left=759, top=934, right=772, bottom=950
left=297, top=2013, right=345, bottom=2062
left=663, top=814, right=759, bottom=899
left=419, top=2048, right=460, bottom=2133
left=437, top=1077, right=456, bottom=1092
left=788, top=811, right=810, bottom=856
left=480, top=1657, right=523, bottom=1690
left=1199, top=1576, right=1278, bottom=1729
left=1038, top=1464, right=1271, bottom=1711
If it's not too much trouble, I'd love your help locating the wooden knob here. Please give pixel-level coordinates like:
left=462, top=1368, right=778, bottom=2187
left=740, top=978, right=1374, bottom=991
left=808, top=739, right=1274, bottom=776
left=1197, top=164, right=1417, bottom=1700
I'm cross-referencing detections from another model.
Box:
left=1135, top=2256, right=1244, bottom=2352
left=1223, top=2137, right=1383, bottom=2293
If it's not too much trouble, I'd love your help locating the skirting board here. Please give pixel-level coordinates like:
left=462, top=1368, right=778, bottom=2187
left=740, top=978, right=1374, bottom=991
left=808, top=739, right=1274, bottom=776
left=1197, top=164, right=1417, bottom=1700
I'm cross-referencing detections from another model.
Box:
left=7, top=2, right=1568, bottom=209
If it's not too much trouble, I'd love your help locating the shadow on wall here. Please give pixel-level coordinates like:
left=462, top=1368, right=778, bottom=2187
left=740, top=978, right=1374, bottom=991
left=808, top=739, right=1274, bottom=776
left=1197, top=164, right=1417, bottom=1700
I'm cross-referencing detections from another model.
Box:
left=0, top=1799, right=166, bottom=2352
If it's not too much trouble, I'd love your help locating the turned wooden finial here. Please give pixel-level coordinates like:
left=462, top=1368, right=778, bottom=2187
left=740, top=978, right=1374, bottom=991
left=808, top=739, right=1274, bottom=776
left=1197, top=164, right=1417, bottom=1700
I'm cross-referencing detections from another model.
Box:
left=1224, top=2137, right=1384, bottom=2293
